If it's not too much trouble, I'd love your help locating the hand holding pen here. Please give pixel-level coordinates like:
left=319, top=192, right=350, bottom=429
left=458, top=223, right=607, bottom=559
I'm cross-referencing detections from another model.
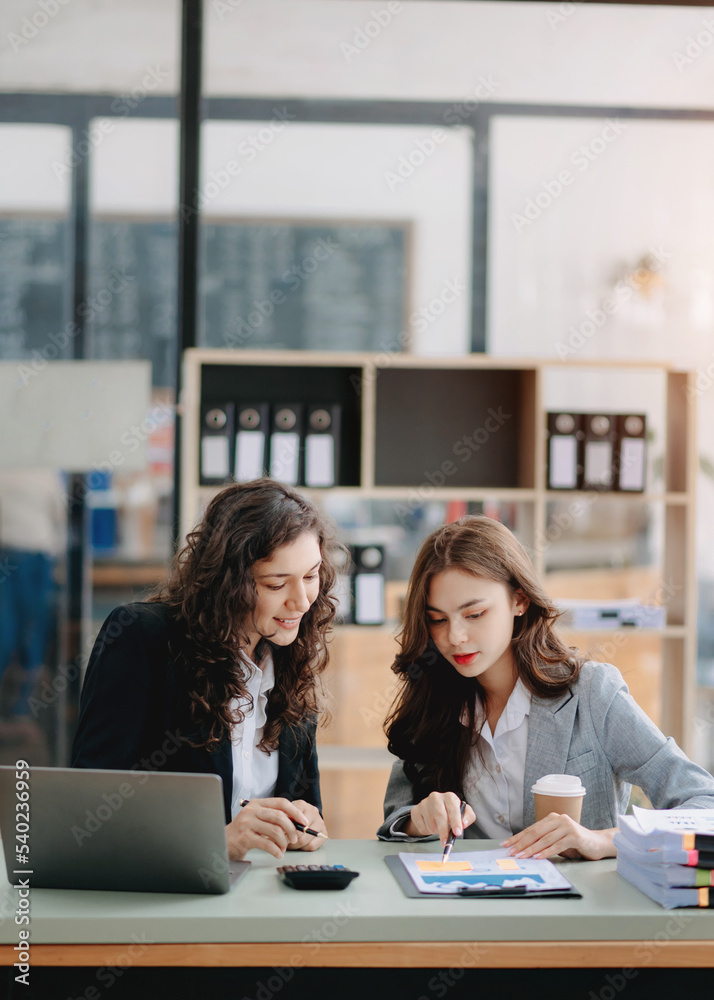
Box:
left=442, top=801, right=467, bottom=863
left=406, top=791, right=475, bottom=843
left=239, top=799, right=328, bottom=839
left=226, top=797, right=328, bottom=861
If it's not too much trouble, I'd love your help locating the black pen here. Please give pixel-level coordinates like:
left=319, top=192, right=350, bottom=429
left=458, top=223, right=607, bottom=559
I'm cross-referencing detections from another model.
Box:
left=239, top=798, right=328, bottom=839
left=442, top=800, right=467, bottom=863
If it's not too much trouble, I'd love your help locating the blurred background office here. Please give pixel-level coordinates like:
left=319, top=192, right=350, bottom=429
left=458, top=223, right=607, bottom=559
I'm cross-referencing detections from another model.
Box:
left=1, top=0, right=714, bottom=835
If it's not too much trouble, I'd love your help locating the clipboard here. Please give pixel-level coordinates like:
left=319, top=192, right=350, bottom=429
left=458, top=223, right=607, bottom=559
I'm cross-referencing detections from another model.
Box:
left=384, top=855, right=582, bottom=899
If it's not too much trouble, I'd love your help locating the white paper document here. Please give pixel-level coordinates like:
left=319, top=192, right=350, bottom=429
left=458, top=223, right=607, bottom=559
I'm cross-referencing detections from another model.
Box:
left=399, top=850, right=575, bottom=895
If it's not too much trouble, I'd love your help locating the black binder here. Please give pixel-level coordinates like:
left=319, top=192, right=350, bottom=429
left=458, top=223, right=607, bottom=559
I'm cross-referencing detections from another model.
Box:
left=353, top=545, right=386, bottom=625
left=304, top=404, right=341, bottom=488
left=547, top=413, right=583, bottom=490
left=234, top=403, right=269, bottom=483
left=200, top=403, right=234, bottom=486
left=616, top=413, right=647, bottom=493
left=582, top=414, right=617, bottom=491
left=269, top=403, right=303, bottom=486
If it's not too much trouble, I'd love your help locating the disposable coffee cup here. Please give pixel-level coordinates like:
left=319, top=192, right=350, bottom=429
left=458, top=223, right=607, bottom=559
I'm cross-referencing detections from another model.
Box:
left=531, top=774, right=586, bottom=823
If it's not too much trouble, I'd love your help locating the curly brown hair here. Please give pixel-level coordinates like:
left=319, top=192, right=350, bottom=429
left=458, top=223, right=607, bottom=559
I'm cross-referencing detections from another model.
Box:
left=384, top=515, right=582, bottom=800
left=150, top=479, right=338, bottom=752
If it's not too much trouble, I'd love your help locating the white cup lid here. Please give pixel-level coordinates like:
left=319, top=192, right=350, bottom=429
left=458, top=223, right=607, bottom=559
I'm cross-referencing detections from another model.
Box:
left=531, top=773, right=585, bottom=797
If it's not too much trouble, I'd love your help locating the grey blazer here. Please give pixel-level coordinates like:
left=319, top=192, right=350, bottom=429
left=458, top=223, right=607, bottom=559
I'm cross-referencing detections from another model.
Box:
left=377, top=661, right=714, bottom=840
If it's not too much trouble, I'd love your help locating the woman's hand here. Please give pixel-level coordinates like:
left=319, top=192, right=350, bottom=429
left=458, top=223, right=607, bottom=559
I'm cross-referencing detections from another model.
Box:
left=405, top=791, right=476, bottom=845
left=501, top=814, right=617, bottom=861
left=226, top=797, right=316, bottom=860
left=285, top=799, right=327, bottom=853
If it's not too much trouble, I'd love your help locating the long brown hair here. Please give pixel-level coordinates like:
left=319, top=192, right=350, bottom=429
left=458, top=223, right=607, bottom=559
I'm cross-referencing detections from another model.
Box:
left=150, top=479, right=338, bottom=751
left=384, top=515, right=581, bottom=800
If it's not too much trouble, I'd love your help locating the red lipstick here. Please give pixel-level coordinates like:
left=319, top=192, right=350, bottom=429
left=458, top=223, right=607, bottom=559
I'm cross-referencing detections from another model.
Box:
left=453, top=652, right=478, bottom=666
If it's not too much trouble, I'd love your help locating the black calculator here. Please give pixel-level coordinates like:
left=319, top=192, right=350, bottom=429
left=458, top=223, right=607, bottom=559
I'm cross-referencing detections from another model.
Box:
left=277, top=864, right=359, bottom=890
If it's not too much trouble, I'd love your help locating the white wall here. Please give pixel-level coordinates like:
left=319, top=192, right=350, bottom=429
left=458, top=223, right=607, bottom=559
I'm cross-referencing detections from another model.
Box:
left=203, top=1, right=714, bottom=110
left=91, top=120, right=179, bottom=214
left=0, top=125, right=70, bottom=211
left=489, top=116, right=714, bottom=364
left=202, top=121, right=473, bottom=353
left=3, top=1, right=714, bottom=109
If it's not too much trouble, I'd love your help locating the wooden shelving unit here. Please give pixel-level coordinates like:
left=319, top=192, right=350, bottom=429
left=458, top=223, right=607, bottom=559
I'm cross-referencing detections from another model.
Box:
left=180, top=349, right=697, bottom=837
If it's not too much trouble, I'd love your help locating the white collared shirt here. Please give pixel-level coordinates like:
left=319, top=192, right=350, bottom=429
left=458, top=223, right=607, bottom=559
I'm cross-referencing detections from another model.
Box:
left=229, top=647, right=280, bottom=818
left=462, top=678, right=531, bottom=839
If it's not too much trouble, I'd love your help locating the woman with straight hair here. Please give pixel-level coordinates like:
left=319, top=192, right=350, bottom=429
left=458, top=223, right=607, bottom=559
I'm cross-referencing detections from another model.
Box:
left=378, top=515, right=714, bottom=859
left=73, top=479, right=338, bottom=860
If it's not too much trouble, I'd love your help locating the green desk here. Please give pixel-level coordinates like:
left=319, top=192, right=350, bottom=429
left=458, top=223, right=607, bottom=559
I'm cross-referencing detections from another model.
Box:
left=0, top=840, right=712, bottom=969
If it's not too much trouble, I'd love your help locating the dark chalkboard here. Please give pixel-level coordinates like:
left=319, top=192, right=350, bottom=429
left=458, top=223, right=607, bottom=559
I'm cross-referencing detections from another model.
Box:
left=0, top=216, right=408, bottom=388
left=0, top=217, right=70, bottom=361
left=201, top=220, right=408, bottom=353
left=88, top=218, right=177, bottom=389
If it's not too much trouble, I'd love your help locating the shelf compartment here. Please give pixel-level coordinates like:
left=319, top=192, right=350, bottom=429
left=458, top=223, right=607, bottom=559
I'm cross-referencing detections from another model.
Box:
left=373, top=367, right=535, bottom=488
left=199, top=362, right=363, bottom=487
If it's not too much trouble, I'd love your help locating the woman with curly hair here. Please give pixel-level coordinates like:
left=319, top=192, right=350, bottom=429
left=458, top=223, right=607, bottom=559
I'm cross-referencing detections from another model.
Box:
left=378, top=515, right=714, bottom=860
left=72, top=479, right=338, bottom=860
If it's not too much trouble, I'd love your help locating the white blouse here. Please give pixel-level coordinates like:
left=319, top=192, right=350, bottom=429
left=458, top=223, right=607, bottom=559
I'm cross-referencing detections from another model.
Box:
left=461, top=678, right=531, bottom=838
left=229, top=647, right=280, bottom=818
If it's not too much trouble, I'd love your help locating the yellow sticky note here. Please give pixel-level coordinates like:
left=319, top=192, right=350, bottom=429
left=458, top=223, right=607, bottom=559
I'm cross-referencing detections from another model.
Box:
left=416, top=861, right=472, bottom=872
left=496, top=858, right=520, bottom=871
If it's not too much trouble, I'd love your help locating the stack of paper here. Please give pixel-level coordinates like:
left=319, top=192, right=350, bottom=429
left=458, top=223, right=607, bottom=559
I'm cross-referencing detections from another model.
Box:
left=615, top=806, right=714, bottom=908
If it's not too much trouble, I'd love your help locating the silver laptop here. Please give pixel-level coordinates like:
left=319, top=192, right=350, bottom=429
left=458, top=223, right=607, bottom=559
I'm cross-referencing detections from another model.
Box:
left=0, top=766, right=249, bottom=894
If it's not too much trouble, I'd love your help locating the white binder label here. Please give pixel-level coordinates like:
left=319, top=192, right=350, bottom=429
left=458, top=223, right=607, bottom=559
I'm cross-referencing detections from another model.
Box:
left=619, top=438, right=645, bottom=491
left=549, top=436, right=578, bottom=488
left=305, top=434, right=335, bottom=487
left=235, top=431, right=265, bottom=482
left=355, top=573, right=384, bottom=625
left=201, top=436, right=230, bottom=479
left=584, top=440, right=613, bottom=487
left=269, top=432, right=300, bottom=485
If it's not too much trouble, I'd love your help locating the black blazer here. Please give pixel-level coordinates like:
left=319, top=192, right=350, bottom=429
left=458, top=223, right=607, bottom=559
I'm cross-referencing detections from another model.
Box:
left=71, top=602, right=322, bottom=822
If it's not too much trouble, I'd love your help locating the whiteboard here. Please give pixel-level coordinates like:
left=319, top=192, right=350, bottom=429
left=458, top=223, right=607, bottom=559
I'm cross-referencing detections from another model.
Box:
left=0, top=361, right=152, bottom=471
